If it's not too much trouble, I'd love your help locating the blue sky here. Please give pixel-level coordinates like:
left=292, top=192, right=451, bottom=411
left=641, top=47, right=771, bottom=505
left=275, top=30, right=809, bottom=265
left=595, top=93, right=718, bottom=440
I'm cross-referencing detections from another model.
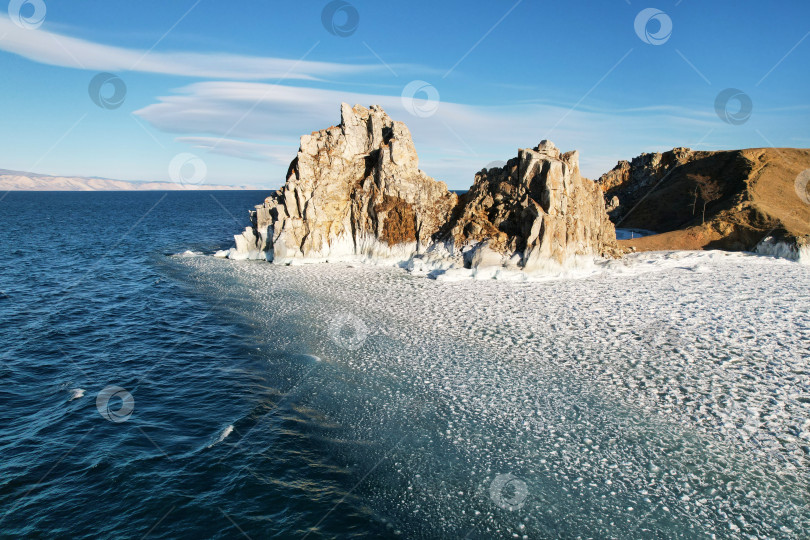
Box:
left=0, top=0, right=808, bottom=189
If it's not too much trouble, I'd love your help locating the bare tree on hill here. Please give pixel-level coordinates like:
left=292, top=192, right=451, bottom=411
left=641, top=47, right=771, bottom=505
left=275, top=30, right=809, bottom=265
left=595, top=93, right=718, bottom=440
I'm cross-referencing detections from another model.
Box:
left=697, top=179, right=723, bottom=224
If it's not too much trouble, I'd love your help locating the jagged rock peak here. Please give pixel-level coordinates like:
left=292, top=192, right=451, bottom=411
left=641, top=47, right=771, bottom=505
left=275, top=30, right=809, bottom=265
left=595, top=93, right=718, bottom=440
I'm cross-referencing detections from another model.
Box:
left=534, top=139, right=561, bottom=159
left=230, top=103, right=457, bottom=263
left=438, top=141, right=618, bottom=269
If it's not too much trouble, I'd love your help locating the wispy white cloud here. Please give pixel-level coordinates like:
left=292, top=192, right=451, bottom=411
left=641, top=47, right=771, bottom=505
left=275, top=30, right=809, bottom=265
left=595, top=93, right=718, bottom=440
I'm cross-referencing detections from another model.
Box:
left=134, top=81, right=716, bottom=187
left=176, top=136, right=297, bottom=163
left=0, top=16, right=384, bottom=80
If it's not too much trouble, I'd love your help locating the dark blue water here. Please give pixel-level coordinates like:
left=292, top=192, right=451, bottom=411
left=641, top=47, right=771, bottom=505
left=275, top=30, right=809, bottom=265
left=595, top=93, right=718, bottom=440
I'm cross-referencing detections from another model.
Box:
left=0, top=191, right=391, bottom=539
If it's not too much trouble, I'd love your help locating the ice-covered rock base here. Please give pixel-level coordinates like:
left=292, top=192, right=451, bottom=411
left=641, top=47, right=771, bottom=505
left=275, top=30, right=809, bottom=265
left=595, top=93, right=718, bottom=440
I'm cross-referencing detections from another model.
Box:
left=755, top=235, right=810, bottom=265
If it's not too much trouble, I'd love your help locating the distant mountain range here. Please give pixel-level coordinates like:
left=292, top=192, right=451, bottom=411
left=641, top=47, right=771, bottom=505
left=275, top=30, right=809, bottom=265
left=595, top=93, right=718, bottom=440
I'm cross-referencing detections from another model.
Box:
left=0, top=169, right=263, bottom=191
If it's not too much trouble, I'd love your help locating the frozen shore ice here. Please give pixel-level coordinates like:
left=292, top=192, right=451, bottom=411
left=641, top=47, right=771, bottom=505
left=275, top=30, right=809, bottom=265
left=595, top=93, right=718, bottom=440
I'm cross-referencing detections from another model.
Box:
left=173, top=249, right=810, bottom=538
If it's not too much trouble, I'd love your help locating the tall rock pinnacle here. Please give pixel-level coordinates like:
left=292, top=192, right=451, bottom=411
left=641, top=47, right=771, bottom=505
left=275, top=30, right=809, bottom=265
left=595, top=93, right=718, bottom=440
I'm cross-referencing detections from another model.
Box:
left=232, top=103, right=457, bottom=263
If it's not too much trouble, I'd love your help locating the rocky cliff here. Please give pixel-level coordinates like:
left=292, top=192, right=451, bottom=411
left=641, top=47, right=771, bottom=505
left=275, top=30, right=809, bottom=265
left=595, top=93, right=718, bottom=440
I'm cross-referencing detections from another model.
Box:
left=230, top=103, right=456, bottom=263
left=436, top=140, right=617, bottom=271
left=599, top=147, right=810, bottom=261
left=226, top=104, right=618, bottom=273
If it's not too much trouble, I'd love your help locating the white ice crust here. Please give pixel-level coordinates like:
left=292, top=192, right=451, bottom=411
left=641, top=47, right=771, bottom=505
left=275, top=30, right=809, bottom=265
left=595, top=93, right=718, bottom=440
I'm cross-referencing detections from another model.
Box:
left=171, top=248, right=810, bottom=536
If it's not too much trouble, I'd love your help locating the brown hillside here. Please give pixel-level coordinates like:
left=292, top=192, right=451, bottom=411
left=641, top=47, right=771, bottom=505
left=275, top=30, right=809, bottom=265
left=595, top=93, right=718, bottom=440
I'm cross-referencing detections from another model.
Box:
left=599, top=147, right=810, bottom=252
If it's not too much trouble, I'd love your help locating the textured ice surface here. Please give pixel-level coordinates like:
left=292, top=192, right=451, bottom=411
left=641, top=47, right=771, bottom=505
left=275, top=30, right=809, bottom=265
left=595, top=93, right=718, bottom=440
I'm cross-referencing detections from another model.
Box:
left=175, top=250, right=810, bottom=538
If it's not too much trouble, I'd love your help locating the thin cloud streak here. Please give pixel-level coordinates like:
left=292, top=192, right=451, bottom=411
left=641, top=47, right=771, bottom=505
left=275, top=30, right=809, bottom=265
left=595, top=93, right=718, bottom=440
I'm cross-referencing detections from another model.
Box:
left=176, top=136, right=297, bottom=163
left=0, top=16, right=384, bottom=81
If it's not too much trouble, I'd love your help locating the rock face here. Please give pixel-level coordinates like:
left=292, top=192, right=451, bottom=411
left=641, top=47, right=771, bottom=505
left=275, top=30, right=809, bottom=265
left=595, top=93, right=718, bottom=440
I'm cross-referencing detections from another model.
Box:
left=228, top=104, right=618, bottom=272
left=599, top=147, right=722, bottom=228
left=437, top=141, right=618, bottom=270
left=231, top=103, right=457, bottom=262
left=599, top=147, right=810, bottom=260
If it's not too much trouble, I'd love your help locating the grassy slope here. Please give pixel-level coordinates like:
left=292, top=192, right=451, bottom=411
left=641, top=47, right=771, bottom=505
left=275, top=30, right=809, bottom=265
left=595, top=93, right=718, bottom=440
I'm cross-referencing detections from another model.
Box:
left=618, top=148, right=810, bottom=252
